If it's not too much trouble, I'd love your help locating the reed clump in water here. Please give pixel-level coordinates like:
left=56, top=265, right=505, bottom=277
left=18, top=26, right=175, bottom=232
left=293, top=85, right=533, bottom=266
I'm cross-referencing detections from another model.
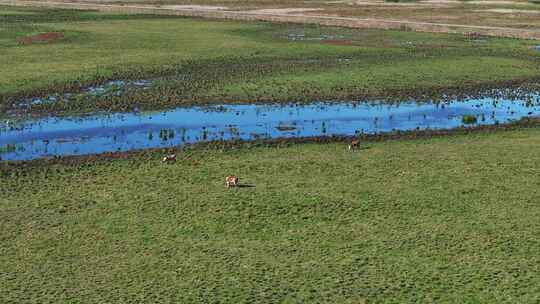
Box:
left=462, top=114, right=478, bottom=125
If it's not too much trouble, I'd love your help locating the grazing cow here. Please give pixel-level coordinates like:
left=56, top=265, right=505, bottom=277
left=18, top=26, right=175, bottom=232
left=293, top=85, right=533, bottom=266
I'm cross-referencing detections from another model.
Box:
left=162, top=154, right=176, bottom=163
left=225, top=175, right=239, bottom=188
left=348, top=139, right=360, bottom=151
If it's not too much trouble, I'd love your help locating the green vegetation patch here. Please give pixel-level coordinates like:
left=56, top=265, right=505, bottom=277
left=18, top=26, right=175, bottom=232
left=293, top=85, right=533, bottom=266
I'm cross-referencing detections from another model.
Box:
left=462, top=114, right=479, bottom=124
left=1, top=6, right=539, bottom=114
left=216, top=56, right=538, bottom=102
left=2, top=128, right=540, bottom=302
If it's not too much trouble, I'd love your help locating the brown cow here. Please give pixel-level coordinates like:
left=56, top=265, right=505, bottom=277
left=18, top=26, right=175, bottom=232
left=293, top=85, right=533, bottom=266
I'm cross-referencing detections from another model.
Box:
left=225, top=175, right=239, bottom=188
left=348, top=139, right=360, bottom=151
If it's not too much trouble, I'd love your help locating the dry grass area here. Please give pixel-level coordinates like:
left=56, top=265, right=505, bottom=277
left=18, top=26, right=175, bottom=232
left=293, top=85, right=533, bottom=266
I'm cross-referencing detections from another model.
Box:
left=317, top=4, right=540, bottom=30
left=4, top=0, right=540, bottom=38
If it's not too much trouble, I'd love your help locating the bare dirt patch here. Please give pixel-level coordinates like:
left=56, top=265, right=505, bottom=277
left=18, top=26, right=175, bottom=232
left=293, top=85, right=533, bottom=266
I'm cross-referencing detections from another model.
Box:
left=344, top=0, right=457, bottom=7
left=476, top=8, right=540, bottom=14
left=423, top=0, right=461, bottom=4
left=17, top=32, right=64, bottom=45
left=246, top=8, right=323, bottom=14
left=468, top=0, right=527, bottom=4
left=159, top=5, right=228, bottom=10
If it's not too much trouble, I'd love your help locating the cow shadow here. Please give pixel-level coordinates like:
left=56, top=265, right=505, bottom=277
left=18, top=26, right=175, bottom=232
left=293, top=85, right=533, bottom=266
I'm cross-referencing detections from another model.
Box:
left=350, top=146, right=371, bottom=151
left=237, top=184, right=256, bottom=188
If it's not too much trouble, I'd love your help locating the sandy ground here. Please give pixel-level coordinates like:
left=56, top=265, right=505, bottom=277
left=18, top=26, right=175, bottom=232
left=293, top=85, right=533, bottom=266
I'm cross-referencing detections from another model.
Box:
left=2, top=0, right=540, bottom=40
left=476, top=8, right=540, bottom=13
left=246, top=8, right=323, bottom=14
left=328, top=0, right=456, bottom=7
left=467, top=0, right=533, bottom=4
left=159, top=5, right=228, bottom=10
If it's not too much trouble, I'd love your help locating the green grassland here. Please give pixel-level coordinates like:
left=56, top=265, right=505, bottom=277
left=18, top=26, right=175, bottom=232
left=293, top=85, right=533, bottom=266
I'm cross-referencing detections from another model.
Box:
left=3, top=4, right=540, bottom=303
left=2, top=128, right=540, bottom=303
left=1, top=6, right=540, bottom=114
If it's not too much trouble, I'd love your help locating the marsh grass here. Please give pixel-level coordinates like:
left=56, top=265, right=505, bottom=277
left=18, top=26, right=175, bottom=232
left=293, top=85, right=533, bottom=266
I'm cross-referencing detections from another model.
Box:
left=0, top=144, right=16, bottom=153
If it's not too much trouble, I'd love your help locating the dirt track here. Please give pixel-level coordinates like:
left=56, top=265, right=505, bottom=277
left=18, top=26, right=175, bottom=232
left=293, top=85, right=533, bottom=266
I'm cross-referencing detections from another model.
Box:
left=2, top=0, right=540, bottom=40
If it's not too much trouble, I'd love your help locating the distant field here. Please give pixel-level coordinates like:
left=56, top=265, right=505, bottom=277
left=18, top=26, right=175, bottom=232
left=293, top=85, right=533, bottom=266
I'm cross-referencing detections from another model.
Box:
left=2, top=128, right=540, bottom=303
left=1, top=6, right=539, bottom=114
left=9, top=0, right=540, bottom=30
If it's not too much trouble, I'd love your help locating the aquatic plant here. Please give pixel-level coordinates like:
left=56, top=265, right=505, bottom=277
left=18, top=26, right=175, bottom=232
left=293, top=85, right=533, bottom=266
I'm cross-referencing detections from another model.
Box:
left=462, top=114, right=478, bottom=125
left=0, top=144, right=16, bottom=154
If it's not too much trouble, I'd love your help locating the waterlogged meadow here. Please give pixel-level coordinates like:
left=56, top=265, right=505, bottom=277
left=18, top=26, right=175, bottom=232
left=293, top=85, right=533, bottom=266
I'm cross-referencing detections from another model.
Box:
left=1, top=6, right=540, bottom=116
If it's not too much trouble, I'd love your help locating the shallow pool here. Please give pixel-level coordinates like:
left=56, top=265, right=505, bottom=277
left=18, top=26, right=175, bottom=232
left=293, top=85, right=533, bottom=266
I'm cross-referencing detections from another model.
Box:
left=1, top=95, right=539, bottom=161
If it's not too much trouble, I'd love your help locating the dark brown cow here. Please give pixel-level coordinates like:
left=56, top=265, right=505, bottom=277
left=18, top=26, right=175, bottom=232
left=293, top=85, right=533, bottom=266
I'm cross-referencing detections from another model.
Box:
left=348, top=139, right=360, bottom=151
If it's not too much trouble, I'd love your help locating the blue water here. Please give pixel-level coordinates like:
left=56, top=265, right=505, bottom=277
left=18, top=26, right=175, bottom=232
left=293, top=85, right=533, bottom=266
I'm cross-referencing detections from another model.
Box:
left=1, top=96, right=539, bottom=161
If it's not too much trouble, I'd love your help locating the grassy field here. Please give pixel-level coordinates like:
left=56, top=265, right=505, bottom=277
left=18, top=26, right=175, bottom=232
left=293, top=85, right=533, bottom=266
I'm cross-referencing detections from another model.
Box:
left=1, top=6, right=539, bottom=114
left=2, top=127, right=540, bottom=303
